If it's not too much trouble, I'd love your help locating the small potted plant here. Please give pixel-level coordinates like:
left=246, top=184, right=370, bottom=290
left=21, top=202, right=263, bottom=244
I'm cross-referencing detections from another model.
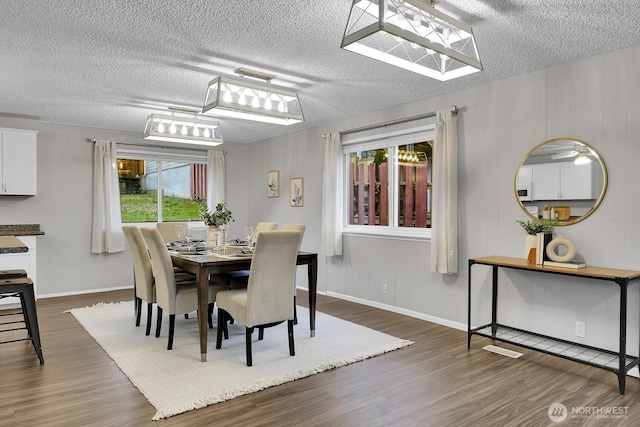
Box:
left=517, top=219, right=556, bottom=259
left=201, top=200, right=234, bottom=227
left=201, top=201, right=234, bottom=248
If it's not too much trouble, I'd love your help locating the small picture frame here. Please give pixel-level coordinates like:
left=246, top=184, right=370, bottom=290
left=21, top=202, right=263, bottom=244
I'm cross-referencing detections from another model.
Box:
left=290, top=177, right=304, bottom=207
left=267, top=170, right=280, bottom=198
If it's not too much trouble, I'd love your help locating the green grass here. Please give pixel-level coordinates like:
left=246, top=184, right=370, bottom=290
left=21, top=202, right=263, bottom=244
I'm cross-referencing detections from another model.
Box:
left=120, top=193, right=203, bottom=223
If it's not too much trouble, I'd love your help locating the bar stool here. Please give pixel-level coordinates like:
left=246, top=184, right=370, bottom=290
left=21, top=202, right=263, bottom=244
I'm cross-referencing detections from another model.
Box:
left=0, top=269, right=44, bottom=364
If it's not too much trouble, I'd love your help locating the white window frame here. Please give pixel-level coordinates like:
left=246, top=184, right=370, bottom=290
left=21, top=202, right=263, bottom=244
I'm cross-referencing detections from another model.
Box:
left=116, top=145, right=207, bottom=223
left=342, top=124, right=435, bottom=241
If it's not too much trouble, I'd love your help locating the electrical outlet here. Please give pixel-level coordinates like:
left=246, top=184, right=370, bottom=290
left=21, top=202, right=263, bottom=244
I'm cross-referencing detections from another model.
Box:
left=382, top=283, right=388, bottom=294
left=575, top=321, right=586, bottom=338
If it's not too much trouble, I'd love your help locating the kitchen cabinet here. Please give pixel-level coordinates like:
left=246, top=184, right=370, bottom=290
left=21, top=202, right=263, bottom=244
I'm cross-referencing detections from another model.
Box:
left=0, top=236, right=37, bottom=307
left=532, top=161, right=597, bottom=201
left=0, top=128, right=38, bottom=195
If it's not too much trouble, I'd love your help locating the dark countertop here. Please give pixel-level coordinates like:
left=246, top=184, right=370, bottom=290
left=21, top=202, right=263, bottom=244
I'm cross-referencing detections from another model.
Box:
left=0, top=224, right=45, bottom=236
left=0, top=236, right=29, bottom=254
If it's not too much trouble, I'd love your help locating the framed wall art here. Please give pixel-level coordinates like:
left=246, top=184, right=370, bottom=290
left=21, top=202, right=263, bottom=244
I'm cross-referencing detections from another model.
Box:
left=290, top=177, right=304, bottom=207
left=267, top=170, right=280, bottom=198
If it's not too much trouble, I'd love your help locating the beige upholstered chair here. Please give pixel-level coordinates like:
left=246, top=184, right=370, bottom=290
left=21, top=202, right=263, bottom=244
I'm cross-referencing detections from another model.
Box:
left=156, top=222, right=188, bottom=244
left=213, top=222, right=279, bottom=290
left=251, top=222, right=278, bottom=244
left=123, top=226, right=197, bottom=334
left=281, top=224, right=306, bottom=324
left=123, top=226, right=156, bottom=335
left=140, top=227, right=227, bottom=350
left=216, top=230, right=301, bottom=366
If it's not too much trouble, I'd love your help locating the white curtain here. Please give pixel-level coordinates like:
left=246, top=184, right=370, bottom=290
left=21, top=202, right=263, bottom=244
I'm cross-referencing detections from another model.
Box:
left=207, top=150, right=225, bottom=209
left=430, top=110, right=458, bottom=274
left=321, top=133, right=343, bottom=256
left=91, top=140, right=125, bottom=253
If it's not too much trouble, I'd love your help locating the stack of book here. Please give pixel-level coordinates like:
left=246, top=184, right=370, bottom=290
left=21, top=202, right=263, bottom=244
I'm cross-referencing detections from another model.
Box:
left=535, top=232, right=553, bottom=265
left=544, top=260, right=586, bottom=269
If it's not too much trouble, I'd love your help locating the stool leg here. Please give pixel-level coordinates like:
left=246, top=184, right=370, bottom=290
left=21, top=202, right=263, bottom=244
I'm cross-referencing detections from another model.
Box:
left=21, top=286, right=43, bottom=364
left=19, top=293, right=33, bottom=338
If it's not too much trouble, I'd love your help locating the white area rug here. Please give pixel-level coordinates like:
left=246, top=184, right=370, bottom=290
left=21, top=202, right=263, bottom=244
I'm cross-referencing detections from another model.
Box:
left=69, top=301, right=413, bottom=420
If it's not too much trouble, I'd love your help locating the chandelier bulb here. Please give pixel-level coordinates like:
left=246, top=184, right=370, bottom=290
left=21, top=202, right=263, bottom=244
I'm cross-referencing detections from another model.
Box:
left=169, top=123, right=177, bottom=134
left=158, top=123, right=165, bottom=133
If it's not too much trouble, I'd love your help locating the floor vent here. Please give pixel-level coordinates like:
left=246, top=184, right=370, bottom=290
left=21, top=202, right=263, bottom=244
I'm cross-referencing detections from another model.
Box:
left=483, top=344, right=523, bottom=359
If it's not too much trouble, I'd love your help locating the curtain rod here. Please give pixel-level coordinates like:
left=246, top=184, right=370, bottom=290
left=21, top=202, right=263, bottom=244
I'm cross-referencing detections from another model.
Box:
left=87, top=139, right=225, bottom=153
left=328, top=105, right=458, bottom=139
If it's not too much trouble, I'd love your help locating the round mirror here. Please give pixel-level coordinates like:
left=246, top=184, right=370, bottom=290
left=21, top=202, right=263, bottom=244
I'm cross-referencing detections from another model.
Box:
left=514, top=137, right=608, bottom=226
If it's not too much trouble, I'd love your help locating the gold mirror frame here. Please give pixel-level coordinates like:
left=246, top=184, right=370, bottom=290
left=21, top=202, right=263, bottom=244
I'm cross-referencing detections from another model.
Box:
left=514, top=137, right=608, bottom=226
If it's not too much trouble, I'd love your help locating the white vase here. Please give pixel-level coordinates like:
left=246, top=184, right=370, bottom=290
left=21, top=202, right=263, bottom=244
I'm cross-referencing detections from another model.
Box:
left=524, top=234, right=537, bottom=259
left=206, top=226, right=222, bottom=250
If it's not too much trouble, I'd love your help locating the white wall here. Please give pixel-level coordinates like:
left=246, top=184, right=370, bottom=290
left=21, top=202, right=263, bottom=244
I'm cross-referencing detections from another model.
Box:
left=246, top=43, right=640, bottom=354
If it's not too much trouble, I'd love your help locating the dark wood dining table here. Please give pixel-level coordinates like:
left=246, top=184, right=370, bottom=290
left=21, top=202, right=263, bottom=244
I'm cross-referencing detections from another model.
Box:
left=170, top=250, right=318, bottom=362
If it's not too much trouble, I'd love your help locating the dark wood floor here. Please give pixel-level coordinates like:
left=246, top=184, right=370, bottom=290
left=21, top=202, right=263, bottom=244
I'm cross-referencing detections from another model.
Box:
left=1, top=289, right=639, bottom=427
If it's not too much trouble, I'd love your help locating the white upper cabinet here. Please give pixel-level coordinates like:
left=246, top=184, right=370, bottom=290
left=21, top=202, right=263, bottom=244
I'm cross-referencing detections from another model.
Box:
left=0, top=129, right=38, bottom=195
left=532, top=161, right=597, bottom=201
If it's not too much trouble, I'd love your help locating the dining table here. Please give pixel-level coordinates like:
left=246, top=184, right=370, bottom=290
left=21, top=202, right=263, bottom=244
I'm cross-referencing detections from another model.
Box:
left=170, top=246, right=318, bottom=362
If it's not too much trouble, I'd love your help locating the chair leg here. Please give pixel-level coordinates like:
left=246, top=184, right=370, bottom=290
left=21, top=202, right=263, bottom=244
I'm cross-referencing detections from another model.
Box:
left=167, top=314, right=176, bottom=350
left=135, top=297, right=142, bottom=326
left=184, top=313, right=189, bottom=319
left=208, top=303, right=214, bottom=329
left=246, top=327, right=254, bottom=366
left=258, top=327, right=264, bottom=340
left=288, top=319, right=295, bottom=356
left=155, top=307, right=163, bottom=337
left=293, top=296, right=298, bottom=325
left=145, top=303, right=153, bottom=336
left=216, top=309, right=226, bottom=349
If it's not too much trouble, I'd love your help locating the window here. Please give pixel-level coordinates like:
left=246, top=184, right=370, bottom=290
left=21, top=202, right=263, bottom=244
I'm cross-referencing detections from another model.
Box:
left=117, top=148, right=207, bottom=223
left=342, top=124, right=435, bottom=238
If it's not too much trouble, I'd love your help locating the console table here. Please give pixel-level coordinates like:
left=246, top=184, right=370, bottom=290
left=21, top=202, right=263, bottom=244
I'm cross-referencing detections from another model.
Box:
left=467, top=255, right=640, bottom=394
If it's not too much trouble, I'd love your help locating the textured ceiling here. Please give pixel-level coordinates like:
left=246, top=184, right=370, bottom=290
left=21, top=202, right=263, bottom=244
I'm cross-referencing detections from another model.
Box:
left=1, top=0, right=640, bottom=144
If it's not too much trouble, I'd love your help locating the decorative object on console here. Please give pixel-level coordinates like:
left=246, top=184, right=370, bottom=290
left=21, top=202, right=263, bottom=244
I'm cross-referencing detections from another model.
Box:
left=545, top=235, right=576, bottom=262
left=340, top=0, right=482, bottom=81
left=544, top=260, right=586, bottom=269
left=535, top=232, right=553, bottom=265
left=517, top=219, right=555, bottom=259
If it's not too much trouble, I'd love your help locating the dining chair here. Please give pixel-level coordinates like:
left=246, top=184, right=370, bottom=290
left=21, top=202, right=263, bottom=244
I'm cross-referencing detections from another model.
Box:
left=212, top=222, right=278, bottom=290
left=156, top=222, right=188, bottom=244
left=216, top=230, right=301, bottom=366
left=123, top=226, right=156, bottom=335
left=280, top=224, right=306, bottom=324
left=140, top=227, right=227, bottom=350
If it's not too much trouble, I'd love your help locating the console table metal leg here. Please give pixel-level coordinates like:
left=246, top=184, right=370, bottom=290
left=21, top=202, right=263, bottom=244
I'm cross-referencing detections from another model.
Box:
left=618, top=279, right=628, bottom=395
left=467, top=260, right=474, bottom=348
left=491, top=265, right=498, bottom=337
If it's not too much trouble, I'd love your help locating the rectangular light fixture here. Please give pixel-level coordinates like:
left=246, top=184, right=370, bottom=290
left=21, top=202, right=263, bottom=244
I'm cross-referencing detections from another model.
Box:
left=341, top=0, right=482, bottom=81
left=143, top=114, right=223, bottom=146
left=202, top=76, right=304, bottom=125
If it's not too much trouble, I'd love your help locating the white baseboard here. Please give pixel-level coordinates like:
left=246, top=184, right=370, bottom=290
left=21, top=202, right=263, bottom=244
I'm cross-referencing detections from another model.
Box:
left=325, top=291, right=467, bottom=331
left=38, top=285, right=133, bottom=300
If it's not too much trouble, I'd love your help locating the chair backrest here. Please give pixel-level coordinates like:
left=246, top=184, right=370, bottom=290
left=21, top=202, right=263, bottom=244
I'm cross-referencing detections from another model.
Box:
left=122, top=226, right=154, bottom=302
left=252, top=222, right=277, bottom=244
left=140, top=227, right=178, bottom=313
left=281, top=224, right=306, bottom=251
left=245, top=230, right=300, bottom=327
left=157, top=222, right=188, bottom=244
